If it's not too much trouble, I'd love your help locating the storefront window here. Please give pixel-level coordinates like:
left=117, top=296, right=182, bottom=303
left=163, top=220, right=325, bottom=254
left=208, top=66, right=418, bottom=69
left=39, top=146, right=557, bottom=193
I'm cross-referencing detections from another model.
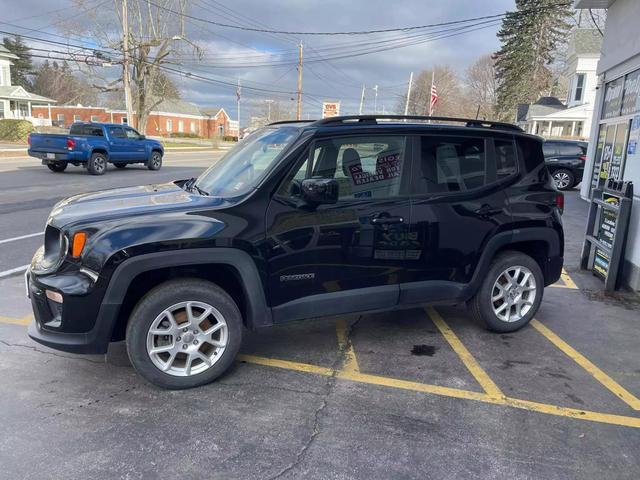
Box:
left=602, top=77, right=624, bottom=119
left=621, top=69, right=640, bottom=116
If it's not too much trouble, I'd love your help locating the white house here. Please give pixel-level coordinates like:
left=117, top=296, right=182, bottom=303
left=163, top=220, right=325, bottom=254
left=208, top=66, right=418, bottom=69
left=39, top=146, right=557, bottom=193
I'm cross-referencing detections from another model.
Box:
left=0, top=44, right=55, bottom=126
left=518, top=29, right=602, bottom=139
left=575, top=0, right=640, bottom=291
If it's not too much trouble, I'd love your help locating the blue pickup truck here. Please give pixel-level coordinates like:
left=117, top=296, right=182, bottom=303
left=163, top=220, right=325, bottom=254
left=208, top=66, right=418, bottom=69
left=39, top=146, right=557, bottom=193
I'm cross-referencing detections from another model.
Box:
left=28, top=122, right=164, bottom=175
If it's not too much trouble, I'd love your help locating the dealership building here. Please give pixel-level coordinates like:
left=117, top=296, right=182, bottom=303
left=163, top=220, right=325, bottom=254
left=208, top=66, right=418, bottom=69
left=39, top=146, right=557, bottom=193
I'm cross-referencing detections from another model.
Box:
left=576, top=0, right=640, bottom=290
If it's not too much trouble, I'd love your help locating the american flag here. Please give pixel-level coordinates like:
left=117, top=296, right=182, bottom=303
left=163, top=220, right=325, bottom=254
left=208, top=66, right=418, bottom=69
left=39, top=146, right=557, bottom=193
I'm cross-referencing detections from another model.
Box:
left=429, top=83, right=438, bottom=116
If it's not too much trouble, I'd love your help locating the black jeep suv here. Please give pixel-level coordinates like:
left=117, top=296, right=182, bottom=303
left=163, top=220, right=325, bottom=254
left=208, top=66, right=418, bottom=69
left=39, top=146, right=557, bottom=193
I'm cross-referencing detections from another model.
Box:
left=26, top=115, right=564, bottom=389
left=543, top=139, right=588, bottom=190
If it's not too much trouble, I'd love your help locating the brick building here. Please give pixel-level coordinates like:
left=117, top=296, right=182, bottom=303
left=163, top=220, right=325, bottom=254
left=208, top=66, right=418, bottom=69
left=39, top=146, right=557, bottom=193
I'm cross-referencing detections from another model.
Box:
left=31, top=99, right=235, bottom=139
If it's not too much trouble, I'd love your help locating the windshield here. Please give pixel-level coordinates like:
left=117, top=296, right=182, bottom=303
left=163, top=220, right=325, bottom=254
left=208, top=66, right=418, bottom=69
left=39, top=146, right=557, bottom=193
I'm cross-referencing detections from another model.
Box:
left=194, top=126, right=299, bottom=197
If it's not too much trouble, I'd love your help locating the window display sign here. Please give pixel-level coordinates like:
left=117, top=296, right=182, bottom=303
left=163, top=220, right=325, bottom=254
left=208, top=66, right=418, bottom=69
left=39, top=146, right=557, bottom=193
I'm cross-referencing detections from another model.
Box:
left=602, top=77, right=624, bottom=119
left=621, top=69, right=640, bottom=116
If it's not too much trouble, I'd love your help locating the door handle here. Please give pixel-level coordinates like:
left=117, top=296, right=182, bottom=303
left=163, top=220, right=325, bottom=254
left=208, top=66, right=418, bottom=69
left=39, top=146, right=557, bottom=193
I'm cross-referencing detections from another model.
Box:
left=474, top=205, right=502, bottom=216
left=371, top=215, right=404, bottom=225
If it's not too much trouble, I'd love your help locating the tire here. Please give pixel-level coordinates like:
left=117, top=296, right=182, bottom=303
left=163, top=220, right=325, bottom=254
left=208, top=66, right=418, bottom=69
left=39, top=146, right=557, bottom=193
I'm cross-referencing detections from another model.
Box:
left=126, top=279, right=243, bottom=389
left=114, top=163, right=127, bottom=169
left=87, top=152, right=107, bottom=175
left=551, top=169, right=574, bottom=190
left=47, top=162, right=67, bottom=173
left=147, top=151, right=162, bottom=171
left=470, top=251, right=544, bottom=333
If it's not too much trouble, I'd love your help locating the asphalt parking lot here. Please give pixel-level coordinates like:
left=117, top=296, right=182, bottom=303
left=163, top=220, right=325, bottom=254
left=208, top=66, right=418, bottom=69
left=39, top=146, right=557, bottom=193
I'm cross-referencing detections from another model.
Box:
left=0, top=157, right=639, bottom=479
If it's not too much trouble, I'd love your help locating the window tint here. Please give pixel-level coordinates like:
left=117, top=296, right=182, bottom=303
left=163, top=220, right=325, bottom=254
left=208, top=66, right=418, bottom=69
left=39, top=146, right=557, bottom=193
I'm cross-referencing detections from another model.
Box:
left=417, top=137, right=486, bottom=193
left=542, top=143, right=557, bottom=157
left=557, top=143, right=584, bottom=156
left=494, top=139, right=517, bottom=178
left=284, top=136, right=408, bottom=200
left=106, top=126, right=125, bottom=138
left=124, top=127, right=140, bottom=139
left=70, top=124, right=104, bottom=136
left=516, top=137, right=544, bottom=172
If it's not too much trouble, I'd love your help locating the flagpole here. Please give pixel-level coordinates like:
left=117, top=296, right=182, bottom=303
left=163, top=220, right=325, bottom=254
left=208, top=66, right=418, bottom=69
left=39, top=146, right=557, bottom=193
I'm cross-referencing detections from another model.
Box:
left=236, top=79, right=241, bottom=137
left=429, top=71, right=435, bottom=117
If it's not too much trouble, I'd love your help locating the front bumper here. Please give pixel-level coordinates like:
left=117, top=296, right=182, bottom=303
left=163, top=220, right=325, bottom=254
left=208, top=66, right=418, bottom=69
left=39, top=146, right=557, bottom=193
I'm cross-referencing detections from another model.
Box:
left=26, top=268, right=115, bottom=354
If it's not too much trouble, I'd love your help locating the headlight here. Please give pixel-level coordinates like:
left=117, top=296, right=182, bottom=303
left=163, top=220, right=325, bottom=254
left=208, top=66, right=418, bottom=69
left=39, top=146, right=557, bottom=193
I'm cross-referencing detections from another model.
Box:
left=31, top=226, right=67, bottom=274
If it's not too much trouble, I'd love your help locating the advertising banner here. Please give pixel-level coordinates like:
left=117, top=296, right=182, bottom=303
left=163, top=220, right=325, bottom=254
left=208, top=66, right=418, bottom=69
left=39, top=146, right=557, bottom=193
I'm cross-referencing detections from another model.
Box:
left=322, top=101, right=340, bottom=118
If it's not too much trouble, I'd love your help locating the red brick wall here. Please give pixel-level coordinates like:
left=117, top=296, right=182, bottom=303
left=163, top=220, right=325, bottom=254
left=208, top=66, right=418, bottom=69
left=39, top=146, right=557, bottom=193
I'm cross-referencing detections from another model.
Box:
left=31, top=106, right=234, bottom=139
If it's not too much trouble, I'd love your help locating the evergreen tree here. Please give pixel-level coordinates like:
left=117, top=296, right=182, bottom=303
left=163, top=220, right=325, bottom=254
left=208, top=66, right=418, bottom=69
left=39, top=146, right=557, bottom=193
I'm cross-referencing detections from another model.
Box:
left=494, top=0, right=573, bottom=120
left=2, top=35, right=33, bottom=89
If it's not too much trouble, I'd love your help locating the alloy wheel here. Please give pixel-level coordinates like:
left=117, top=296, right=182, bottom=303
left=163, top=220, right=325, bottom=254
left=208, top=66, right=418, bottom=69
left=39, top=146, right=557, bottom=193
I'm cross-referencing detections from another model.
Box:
left=553, top=171, right=571, bottom=189
left=491, top=266, right=537, bottom=323
left=146, top=301, right=228, bottom=376
left=94, top=156, right=106, bottom=173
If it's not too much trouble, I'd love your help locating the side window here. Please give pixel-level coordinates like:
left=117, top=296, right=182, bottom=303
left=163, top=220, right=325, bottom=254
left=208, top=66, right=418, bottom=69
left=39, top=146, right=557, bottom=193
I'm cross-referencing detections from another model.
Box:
left=125, top=127, right=140, bottom=139
left=557, top=143, right=582, bottom=156
left=107, top=127, right=125, bottom=138
left=282, top=136, right=408, bottom=200
left=494, top=139, right=517, bottom=178
left=417, top=136, right=487, bottom=193
left=542, top=143, right=557, bottom=157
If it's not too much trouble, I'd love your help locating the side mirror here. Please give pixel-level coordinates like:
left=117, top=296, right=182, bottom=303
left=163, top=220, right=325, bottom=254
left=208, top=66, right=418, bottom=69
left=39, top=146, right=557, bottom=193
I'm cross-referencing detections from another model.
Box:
left=138, top=135, right=146, bottom=140
left=301, top=177, right=339, bottom=205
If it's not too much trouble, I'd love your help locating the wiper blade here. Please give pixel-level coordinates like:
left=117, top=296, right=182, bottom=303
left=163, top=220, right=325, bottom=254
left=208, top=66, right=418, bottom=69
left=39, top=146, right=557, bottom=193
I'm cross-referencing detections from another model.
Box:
left=184, top=177, right=209, bottom=196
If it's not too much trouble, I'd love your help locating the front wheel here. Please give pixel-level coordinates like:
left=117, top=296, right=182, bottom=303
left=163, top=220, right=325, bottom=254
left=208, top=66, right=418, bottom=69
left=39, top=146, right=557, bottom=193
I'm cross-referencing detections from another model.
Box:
left=47, top=162, right=67, bottom=173
left=552, top=169, right=575, bottom=190
left=147, top=151, right=162, bottom=171
left=87, top=153, right=107, bottom=175
left=126, top=279, right=242, bottom=389
left=470, top=251, right=544, bottom=332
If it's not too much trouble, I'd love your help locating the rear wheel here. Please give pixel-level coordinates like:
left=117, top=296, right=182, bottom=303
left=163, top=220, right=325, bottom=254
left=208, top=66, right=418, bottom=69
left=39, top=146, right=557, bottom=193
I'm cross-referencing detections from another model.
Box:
left=114, top=163, right=127, bottom=169
left=147, top=151, right=162, bottom=171
left=87, top=152, right=107, bottom=175
left=552, top=169, right=574, bottom=190
left=470, top=251, right=544, bottom=332
left=126, top=279, right=242, bottom=389
left=47, top=162, right=67, bottom=173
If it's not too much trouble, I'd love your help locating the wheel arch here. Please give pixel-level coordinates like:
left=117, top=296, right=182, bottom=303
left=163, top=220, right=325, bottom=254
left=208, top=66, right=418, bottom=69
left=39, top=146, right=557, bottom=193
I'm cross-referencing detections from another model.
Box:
left=90, top=148, right=109, bottom=159
left=101, top=248, right=270, bottom=343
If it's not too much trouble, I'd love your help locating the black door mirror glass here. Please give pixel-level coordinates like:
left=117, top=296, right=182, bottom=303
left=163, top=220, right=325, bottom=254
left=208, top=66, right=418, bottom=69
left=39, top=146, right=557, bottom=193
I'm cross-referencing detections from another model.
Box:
left=138, top=135, right=146, bottom=140
left=301, top=178, right=338, bottom=204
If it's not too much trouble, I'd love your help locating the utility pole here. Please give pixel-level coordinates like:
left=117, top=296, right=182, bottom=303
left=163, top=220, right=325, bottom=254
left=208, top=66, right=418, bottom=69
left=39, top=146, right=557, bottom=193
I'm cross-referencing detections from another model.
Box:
left=296, top=42, right=303, bottom=120
left=122, top=0, right=134, bottom=128
left=265, top=99, right=274, bottom=122
left=373, top=85, right=378, bottom=114
left=403, top=71, right=413, bottom=116
left=236, top=78, right=241, bottom=134
left=358, top=84, right=365, bottom=115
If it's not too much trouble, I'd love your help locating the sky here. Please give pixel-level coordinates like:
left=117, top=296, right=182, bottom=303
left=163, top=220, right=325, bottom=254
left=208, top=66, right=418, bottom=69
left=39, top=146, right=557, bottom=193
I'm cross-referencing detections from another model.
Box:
left=0, top=0, right=515, bottom=124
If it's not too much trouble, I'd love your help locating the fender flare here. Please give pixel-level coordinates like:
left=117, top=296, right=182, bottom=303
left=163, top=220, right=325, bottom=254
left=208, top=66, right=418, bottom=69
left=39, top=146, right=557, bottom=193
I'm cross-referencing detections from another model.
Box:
left=100, top=248, right=271, bottom=334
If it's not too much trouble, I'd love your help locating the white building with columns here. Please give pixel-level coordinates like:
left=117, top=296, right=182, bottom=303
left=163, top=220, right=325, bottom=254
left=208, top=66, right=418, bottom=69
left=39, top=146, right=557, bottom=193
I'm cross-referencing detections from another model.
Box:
left=517, top=29, right=602, bottom=140
left=0, top=44, right=55, bottom=126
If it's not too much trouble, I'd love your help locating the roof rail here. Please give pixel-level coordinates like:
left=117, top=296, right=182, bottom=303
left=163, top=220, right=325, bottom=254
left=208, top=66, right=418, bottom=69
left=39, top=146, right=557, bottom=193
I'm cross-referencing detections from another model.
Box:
left=312, top=115, right=523, bottom=132
left=267, top=119, right=315, bottom=126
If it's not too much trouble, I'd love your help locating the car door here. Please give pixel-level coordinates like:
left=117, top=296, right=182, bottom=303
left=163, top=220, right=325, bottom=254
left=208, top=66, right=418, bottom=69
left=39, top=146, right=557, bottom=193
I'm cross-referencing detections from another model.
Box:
left=401, top=133, right=515, bottom=304
left=124, top=127, right=146, bottom=161
left=264, top=133, right=413, bottom=323
left=106, top=126, right=127, bottom=161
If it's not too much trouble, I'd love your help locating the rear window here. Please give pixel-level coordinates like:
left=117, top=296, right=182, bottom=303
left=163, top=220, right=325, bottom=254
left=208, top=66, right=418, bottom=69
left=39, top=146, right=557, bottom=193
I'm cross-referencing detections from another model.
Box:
left=69, top=124, right=104, bottom=137
left=557, top=143, right=584, bottom=156
left=517, top=137, right=545, bottom=172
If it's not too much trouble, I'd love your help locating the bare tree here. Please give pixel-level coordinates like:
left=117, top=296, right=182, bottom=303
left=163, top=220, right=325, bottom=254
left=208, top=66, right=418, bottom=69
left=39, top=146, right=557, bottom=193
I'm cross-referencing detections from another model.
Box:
left=32, top=60, right=98, bottom=105
left=60, top=0, right=200, bottom=132
left=465, top=54, right=498, bottom=120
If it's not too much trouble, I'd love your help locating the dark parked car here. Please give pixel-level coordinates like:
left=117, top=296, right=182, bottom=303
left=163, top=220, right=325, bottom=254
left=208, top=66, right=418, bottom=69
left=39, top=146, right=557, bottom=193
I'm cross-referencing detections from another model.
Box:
left=26, top=115, right=564, bottom=389
left=28, top=122, right=164, bottom=175
left=543, top=139, right=587, bottom=190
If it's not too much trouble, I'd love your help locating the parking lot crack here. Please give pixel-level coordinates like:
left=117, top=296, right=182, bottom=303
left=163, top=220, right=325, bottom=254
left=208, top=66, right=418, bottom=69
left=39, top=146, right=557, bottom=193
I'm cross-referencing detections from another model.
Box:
left=0, top=340, right=106, bottom=365
left=267, top=315, right=362, bottom=480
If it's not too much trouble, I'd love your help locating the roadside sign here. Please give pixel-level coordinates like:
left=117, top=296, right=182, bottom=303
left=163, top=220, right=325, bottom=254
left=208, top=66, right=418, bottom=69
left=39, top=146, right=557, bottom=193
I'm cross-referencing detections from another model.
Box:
left=581, top=179, right=634, bottom=290
left=322, top=101, right=340, bottom=119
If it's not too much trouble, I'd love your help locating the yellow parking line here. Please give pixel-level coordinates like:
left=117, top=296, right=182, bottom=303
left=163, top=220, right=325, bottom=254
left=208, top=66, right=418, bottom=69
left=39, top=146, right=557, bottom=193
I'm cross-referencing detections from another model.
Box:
left=531, top=319, right=640, bottom=411
left=335, top=319, right=360, bottom=373
left=560, top=269, right=579, bottom=289
left=238, top=353, right=640, bottom=428
left=0, top=315, right=32, bottom=326
left=425, top=307, right=504, bottom=399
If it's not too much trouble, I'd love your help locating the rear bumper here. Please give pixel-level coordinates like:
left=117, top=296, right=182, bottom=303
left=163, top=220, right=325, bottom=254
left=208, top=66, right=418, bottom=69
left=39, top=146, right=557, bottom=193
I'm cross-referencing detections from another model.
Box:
left=28, top=150, right=86, bottom=162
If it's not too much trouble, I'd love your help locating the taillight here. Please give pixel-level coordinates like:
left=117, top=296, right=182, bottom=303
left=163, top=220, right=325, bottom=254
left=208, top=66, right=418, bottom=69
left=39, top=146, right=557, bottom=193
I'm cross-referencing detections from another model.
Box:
left=556, top=193, right=564, bottom=214
left=66, top=138, right=76, bottom=150
left=579, top=155, right=586, bottom=161
left=27, top=134, right=31, bottom=146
